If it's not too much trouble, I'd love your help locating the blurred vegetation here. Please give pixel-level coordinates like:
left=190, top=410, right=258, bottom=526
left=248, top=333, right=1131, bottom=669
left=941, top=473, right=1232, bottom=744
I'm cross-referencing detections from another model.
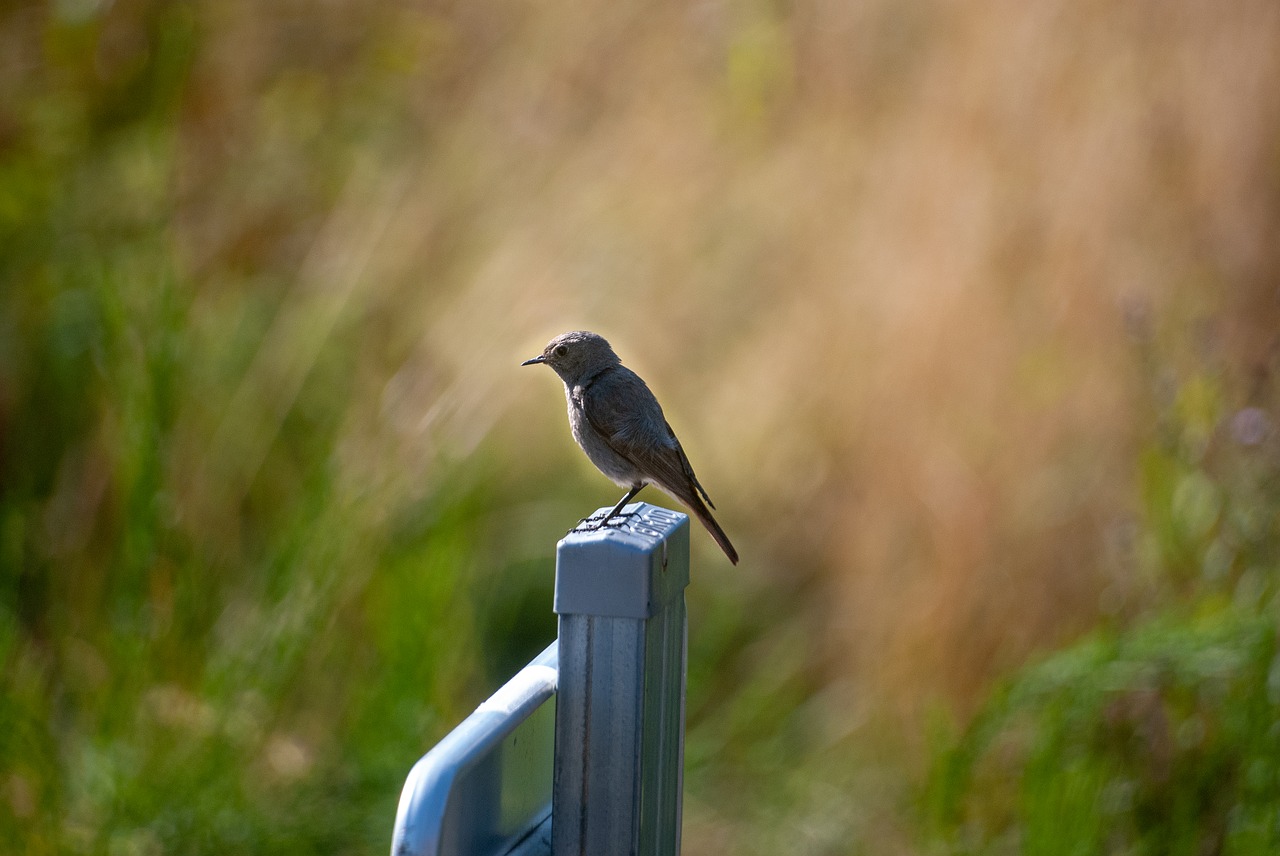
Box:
left=922, top=363, right=1280, bottom=855
left=1, top=0, right=1278, bottom=854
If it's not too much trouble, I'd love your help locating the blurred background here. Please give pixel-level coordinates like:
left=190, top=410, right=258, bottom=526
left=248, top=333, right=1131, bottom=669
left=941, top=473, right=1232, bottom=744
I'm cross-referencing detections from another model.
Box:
left=3, top=0, right=1279, bottom=852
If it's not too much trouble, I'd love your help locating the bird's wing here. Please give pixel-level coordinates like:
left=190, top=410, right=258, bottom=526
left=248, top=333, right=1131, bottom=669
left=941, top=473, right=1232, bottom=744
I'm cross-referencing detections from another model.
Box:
left=580, top=369, right=700, bottom=501
left=580, top=368, right=737, bottom=563
left=665, top=419, right=716, bottom=509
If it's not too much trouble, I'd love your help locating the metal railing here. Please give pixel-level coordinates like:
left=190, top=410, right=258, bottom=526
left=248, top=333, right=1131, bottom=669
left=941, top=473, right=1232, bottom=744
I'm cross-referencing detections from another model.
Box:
left=390, top=502, right=690, bottom=856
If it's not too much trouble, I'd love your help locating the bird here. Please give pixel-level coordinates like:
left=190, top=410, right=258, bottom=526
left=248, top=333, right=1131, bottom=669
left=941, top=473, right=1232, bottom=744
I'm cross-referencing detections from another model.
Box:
left=522, top=331, right=739, bottom=565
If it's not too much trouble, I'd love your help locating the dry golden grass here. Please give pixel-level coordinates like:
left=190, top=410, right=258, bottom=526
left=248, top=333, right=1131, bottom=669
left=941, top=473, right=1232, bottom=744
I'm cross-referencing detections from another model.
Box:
left=169, top=0, right=1280, bottom=712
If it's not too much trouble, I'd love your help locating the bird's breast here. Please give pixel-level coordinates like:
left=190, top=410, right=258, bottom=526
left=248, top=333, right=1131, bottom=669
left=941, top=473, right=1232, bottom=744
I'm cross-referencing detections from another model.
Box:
left=565, top=388, right=639, bottom=486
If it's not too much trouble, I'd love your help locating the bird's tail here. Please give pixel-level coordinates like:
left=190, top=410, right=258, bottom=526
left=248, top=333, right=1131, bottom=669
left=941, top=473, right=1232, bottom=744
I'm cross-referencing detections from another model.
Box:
left=683, top=490, right=739, bottom=565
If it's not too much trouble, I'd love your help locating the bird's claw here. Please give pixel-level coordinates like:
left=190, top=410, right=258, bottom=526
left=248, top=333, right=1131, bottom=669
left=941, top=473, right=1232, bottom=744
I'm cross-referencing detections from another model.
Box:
left=567, top=511, right=636, bottom=535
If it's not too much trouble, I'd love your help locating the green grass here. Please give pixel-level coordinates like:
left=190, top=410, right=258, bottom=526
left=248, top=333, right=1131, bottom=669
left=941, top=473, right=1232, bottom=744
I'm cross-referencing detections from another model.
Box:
left=921, top=376, right=1280, bottom=856
left=924, top=605, right=1280, bottom=855
left=0, top=12, right=548, bottom=851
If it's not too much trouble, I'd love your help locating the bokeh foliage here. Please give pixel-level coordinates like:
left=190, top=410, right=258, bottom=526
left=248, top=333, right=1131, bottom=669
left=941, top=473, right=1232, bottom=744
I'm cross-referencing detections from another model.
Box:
left=2, top=0, right=1279, bottom=854
left=923, top=364, right=1280, bottom=855
left=0, top=4, right=551, bottom=852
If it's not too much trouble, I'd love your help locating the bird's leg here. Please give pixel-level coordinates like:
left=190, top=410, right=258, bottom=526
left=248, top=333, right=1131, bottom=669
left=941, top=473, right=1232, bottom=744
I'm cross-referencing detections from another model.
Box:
left=571, top=484, right=643, bottom=533
left=595, top=484, right=644, bottom=528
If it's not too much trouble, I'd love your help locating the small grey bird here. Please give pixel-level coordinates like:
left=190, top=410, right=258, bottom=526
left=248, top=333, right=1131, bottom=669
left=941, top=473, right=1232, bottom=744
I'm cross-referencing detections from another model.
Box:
left=522, top=331, right=739, bottom=564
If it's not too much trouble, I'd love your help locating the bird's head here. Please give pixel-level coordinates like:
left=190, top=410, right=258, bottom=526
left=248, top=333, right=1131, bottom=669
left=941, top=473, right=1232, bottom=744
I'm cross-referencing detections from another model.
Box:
left=522, top=330, right=621, bottom=384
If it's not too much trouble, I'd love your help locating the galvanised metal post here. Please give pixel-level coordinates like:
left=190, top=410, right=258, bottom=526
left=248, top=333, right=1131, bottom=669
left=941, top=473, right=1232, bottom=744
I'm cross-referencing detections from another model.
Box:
left=552, top=502, right=689, bottom=856
left=390, top=643, right=558, bottom=856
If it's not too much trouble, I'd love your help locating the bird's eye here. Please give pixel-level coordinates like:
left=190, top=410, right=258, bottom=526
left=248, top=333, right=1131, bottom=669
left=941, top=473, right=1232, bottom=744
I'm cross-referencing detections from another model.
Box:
left=554, top=345, right=568, bottom=357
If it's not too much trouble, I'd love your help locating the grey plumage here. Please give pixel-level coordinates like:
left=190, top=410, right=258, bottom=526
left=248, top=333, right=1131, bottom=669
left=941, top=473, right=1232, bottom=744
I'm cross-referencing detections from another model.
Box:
left=522, top=331, right=739, bottom=565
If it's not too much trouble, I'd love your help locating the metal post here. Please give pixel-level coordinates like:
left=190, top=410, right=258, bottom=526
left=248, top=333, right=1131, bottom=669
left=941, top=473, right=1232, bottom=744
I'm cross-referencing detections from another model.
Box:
left=390, top=643, right=559, bottom=856
left=552, top=502, right=689, bottom=856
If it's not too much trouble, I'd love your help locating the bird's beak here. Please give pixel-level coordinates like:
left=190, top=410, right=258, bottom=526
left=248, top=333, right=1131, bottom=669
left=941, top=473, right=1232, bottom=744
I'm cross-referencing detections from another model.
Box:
left=521, top=355, right=546, bottom=366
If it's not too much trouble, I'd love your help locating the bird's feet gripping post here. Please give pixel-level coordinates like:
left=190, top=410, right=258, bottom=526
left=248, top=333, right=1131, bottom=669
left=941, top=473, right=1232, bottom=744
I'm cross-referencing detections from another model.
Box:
left=567, top=484, right=644, bottom=534
left=568, top=510, right=634, bottom=534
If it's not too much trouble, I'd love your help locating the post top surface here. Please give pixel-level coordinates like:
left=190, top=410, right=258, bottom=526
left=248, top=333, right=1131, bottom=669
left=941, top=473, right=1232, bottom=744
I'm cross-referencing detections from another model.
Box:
left=553, top=502, right=690, bottom=618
